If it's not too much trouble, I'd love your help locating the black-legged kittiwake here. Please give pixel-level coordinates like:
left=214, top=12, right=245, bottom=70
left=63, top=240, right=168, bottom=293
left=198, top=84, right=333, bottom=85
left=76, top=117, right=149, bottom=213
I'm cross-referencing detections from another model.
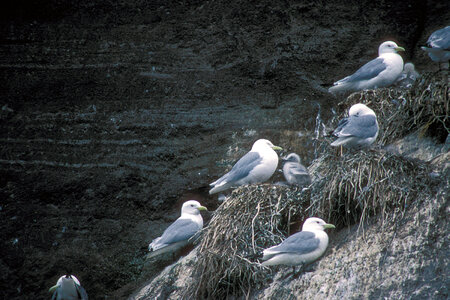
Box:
left=421, top=26, right=450, bottom=69
left=395, top=62, right=420, bottom=88
left=209, top=139, right=282, bottom=194
left=282, top=153, right=311, bottom=187
left=148, top=200, right=207, bottom=259
left=49, top=275, right=88, bottom=300
left=261, top=217, right=335, bottom=269
left=331, top=103, right=379, bottom=148
left=329, top=41, right=405, bottom=94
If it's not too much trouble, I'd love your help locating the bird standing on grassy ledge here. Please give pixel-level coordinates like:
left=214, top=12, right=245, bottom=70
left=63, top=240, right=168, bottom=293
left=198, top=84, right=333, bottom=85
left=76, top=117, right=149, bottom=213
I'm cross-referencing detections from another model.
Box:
left=209, top=139, right=282, bottom=194
left=148, top=200, right=207, bottom=259
left=329, top=41, right=405, bottom=95
left=331, top=103, right=379, bottom=148
left=49, top=275, right=88, bottom=300
left=261, top=217, right=335, bottom=273
left=421, top=26, right=450, bottom=69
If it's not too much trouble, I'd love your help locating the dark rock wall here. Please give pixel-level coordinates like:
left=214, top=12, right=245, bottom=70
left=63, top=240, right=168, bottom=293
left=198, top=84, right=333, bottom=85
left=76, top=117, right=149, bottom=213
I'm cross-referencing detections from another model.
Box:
left=0, top=0, right=448, bottom=299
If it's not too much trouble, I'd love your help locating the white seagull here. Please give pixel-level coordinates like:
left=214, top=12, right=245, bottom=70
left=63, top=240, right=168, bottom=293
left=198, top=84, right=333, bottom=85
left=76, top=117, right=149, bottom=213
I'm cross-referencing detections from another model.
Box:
left=282, top=153, right=311, bottom=187
left=421, top=26, right=450, bottom=69
left=148, top=200, right=207, bottom=259
left=261, top=217, right=335, bottom=271
left=329, top=41, right=405, bottom=94
left=49, top=275, right=88, bottom=300
left=331, top=103, right=379, bottom=148
left=209, top=139, right=282, bottom=194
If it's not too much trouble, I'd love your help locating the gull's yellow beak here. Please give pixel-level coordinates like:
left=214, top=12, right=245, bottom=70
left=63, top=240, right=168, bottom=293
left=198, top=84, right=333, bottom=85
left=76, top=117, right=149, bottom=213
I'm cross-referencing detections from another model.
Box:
left=197, top=206, right=208, bottom=211
left=272, top=146, right=283, bottom=151
left=323, top=223, right=336, bottom=229
left=395, top=46, right=405, bottom=52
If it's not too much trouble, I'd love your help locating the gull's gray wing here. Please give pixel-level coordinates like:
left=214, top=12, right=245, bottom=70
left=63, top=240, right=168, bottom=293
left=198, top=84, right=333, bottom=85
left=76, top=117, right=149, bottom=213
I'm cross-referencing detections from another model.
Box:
left=76, top=285, right=89, bottom=300
left=213, top=151, right=263, bottom=185
left=428, top=26, right=450, bottom=49
left=341, top=57, right=387, bottom=83
left=151, top=218, right=200, bottom=249
left=335, top=114, right=378, bottom=139
left=332, top=117, right=349, bottom=136
left=268, top=231, right=319, bottom=254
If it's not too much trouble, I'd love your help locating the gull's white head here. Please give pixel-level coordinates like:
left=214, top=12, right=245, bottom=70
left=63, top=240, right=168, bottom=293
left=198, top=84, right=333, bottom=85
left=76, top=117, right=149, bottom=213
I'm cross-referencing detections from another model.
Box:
left=302, top=217, right=335, bottom=232
left=181, top=200, right=207, bottom=216
left=283, top=153, right=301, bottom=163
left=251, top=139, right=282, bottom=151
left=348, top=103, right=376, bottom=117
left=378, top=41, right=405, bottom=55
left=49, top=274, right=82, bottom=296
left=57, top=275, right=80, bottom=286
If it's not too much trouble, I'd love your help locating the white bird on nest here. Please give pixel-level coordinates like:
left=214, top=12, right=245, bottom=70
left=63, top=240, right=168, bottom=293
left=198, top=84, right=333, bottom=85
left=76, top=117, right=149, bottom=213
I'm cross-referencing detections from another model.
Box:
left=209, top=139, right=282, bottom=194
left=331, top=103, right=379, bottom=148
left=261, top=217, right=335, bottom=274
left=329, top=41, right=405, bottom=95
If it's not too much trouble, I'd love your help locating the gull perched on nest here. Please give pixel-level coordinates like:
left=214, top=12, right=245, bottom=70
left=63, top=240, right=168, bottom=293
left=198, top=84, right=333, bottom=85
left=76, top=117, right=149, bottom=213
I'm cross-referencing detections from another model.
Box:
left=421, top=26, right=450, bottom=69
left=282, top=153, right=311, bottom=187
left=395, top=62, right=420, bottom=88
left=261, top=217, right=335, bottom=273
left=329, top=41, right=405, bottom=94
left=148, top=200, right=207, bottom=259
left=49, top=275, right=88, bottom=300
left=209, top=139, right=282, bottom=194
left=331, top=103, right=379, bottom=148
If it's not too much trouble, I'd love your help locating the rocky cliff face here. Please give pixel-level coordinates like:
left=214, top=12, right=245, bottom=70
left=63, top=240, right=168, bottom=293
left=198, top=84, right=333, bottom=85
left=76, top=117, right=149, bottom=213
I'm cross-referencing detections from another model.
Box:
left=132, top=184, right=448, bottom=299
left=0, top=0, right=448, bottom=299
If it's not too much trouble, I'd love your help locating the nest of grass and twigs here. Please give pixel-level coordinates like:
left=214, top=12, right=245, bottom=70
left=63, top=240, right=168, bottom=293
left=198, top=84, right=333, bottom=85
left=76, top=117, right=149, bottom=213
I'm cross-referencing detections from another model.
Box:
left=185, top=184, right=310, bottom=299
left=184, top=149, right=435, bottom=299
left=333, top=71, right=449, bottom=145
left=180, top=73, right=445, bottom=299
left=308, top=148, right=434, bottom=230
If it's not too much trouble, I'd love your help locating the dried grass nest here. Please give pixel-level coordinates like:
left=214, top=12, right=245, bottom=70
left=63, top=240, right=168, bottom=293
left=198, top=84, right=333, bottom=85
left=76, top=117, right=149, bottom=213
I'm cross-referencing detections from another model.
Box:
left=183, top=72, right=446, bottom=299
left=336, top=71, right=449, bottom=145
left=186, top=151, right=434, bottom=299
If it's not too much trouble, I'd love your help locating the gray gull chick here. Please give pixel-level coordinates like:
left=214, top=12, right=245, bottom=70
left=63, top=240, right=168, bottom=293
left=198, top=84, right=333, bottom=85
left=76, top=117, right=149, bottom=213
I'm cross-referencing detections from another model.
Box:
left=282, top=153, right=311, bottom=187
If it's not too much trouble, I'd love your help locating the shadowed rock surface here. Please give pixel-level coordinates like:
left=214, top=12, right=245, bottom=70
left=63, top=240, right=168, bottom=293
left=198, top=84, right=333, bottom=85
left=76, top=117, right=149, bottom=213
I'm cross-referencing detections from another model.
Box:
left=1, top=0, right=449, bottom=299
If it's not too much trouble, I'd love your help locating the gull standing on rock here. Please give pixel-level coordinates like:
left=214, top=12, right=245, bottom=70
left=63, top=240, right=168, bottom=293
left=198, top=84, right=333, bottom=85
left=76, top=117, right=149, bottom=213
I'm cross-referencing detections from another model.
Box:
left=261, top=217, right=335, bottom=273
left=329, top=41, right=405, bottom=94
left=282, top=153, right=311, bottom=187
left=209, top=139, right=282, bottom=194
left=331, top=103, right=379, bottom=148
left=49, top=275, right=88, bottom=300
left=148, top=200, right=207, bottom=259
left=421, top=26, right=450, bottom=69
